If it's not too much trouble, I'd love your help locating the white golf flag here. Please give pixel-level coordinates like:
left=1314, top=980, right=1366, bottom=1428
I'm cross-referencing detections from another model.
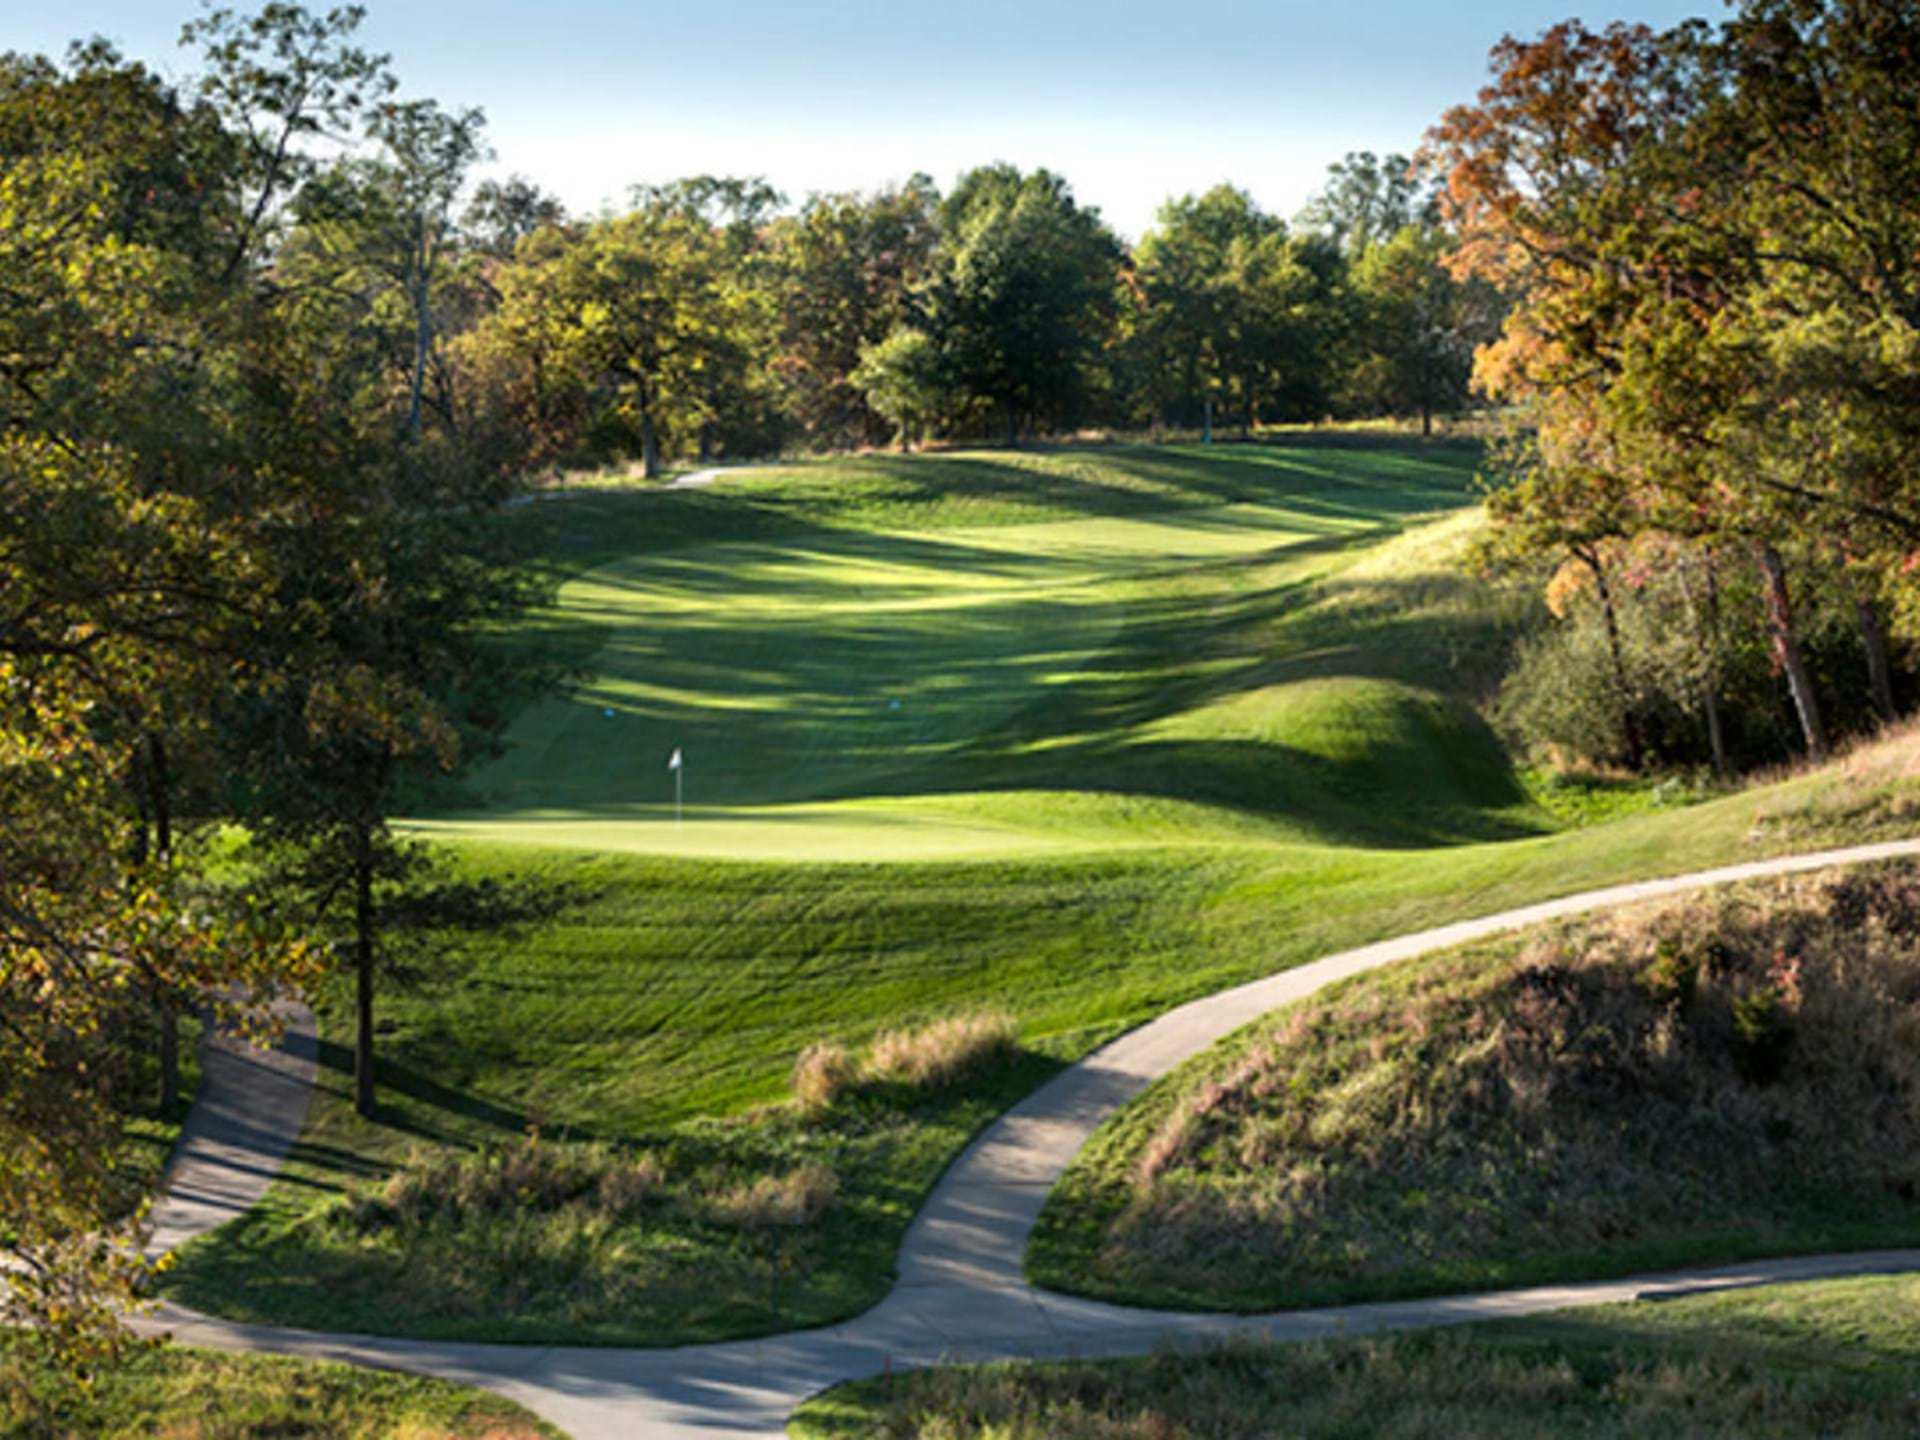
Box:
left=668, top=747, right=682, bottom=771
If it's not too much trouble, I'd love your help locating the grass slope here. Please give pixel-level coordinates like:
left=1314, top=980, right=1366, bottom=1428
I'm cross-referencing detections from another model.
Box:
left=0, top=1334, right=558, bottom=1439
left=790, top=1273, right=1920, bottom=1439
left=1029, top=863, right=1920, bottom=1311
left=163, top=440, right=1920, bottom=1345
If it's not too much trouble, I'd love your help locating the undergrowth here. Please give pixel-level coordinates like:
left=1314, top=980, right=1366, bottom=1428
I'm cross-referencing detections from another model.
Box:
left=232, top=1012, right=1036, bottom=1342
left=791, top=1273, right=1920, bottom=1439
left=1031, top=863, right=1920, bottom=1310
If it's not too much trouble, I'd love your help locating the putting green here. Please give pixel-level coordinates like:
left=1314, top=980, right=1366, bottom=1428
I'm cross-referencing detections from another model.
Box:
left=409, top=444, right=1530, bottom=860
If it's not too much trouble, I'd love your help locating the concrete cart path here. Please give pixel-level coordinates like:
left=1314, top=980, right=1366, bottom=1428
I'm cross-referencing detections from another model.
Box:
left=139, top=836, right=1920, bottom=1437
left=145, top=1000, right=317, bottom=1261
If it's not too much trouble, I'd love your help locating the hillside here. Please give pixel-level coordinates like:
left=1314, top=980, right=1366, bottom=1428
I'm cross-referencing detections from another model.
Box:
left=1030, top=862, right=1920, bottom=1311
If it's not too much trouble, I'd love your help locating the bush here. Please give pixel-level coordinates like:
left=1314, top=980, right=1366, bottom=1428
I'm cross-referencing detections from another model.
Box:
left=1637, top=939, right=1699, bottom=1009
left=863, top=1011, right=1018, bottom=1090
left=1497, top=543, right=1903, bottom=776
left=792, top=1042, right=859, bottom=1113
left=789, top=1010, right=1020, bottom=1115
left=336, top=1134, right=665, bottom=1232
left=1731, top=983, right=1795, bottom=1084
left=706, top=1164, right=839, bottom=1229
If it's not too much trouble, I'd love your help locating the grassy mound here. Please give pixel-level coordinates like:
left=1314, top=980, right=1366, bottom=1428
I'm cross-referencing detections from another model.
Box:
left=0, top=1334, right=557, bottom=1439
left=790, top=1273, right=1920, bottom=1439
left=173, top=1013, right=1046, bottom=1344
left=1031, top=865, right=1920, bottom=1311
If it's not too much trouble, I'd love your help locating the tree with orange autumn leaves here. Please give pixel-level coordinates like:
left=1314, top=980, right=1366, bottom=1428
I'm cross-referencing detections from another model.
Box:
left=1430, top=2, right=1920, bottom=771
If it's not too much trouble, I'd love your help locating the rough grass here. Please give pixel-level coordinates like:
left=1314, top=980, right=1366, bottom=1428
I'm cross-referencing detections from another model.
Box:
left=164, top=442, right=1920, bottom=1345
left=1031, top=864, right=1920, bottom=1311
left=0, top=1333, right=558, bottom=1439
left=167, top=1009, right=1053, bottom=1345
left=796, top=1011, right=1016, bottom=1111
left=789, top=1273, right=1920, bottom=1439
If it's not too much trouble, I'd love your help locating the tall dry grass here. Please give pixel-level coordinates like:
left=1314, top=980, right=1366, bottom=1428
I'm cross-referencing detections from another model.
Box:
left=791, top=1010, right=1018, bottom=1114
left=805, top=1314, right=1920, bottom=1439
left=1090, top=865, right=1920, bottom=1298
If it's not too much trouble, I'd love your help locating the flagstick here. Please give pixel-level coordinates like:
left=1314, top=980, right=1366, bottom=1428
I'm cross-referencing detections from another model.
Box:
left=675, top=765, right=682, bottom=825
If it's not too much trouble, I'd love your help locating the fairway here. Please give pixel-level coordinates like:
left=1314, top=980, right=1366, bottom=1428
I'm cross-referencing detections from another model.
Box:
left=409, top=441, right=1527, bottom=858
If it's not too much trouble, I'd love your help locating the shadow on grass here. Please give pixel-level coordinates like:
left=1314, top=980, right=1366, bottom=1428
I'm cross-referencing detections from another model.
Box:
left=438, top=439, right=1542, bottom=847
left=314, top=1038, right=533, bottom=1147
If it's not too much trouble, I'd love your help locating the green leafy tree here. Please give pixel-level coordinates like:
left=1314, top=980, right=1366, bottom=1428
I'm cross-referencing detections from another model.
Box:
left=482, top=188, right=773, bottom=474
left=0, top=35, right=321, bottom=1362
left=768, top=178, right=940, bottom=447
left=1297, top=150, right=1437, bottom=256
left=462, top=173, right=566, bottom=260
left=852, top=324, right=947, bottom=448
left=245, top=117, right=546, bottom=1118
left=1347, top=222, right=1497, bottom=434
left=930, top=165, right=1121, bottom=442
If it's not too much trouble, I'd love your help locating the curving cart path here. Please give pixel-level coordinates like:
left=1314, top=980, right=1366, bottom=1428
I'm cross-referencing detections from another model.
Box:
left=140, top=838, right=1920, bottom=1437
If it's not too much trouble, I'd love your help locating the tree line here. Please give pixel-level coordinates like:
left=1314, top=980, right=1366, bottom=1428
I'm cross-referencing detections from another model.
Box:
left=460, top=156, right=1499, bottom=470
left=1433, top=1, right=1920, bottom=777
left=1, top=4, right=549, bottom=1363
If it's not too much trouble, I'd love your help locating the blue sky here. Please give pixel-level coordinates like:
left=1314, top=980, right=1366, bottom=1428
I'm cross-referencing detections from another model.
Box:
left=15, top=2, right=1714, bottom=238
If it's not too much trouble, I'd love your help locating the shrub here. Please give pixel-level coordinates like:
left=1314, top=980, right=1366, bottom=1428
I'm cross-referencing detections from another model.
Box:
left=863, top=1011, right=1018, bottom=1090
left=336, top=1135, right=666, bottom=1233
left=594, top=1151, right=666, bottom=1215
left=792, top=1042, right=859, bottom=1113
left=1637, top=940, right=1699, bottom=1009
left=707, top=1164, right=838, bottom=1229
left=790, top=1010, right=1020, bottom=1115
left=1731, top=984, right=1795, bottom=1084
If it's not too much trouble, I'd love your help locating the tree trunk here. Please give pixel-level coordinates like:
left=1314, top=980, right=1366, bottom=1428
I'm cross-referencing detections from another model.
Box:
left=158, top=1003, right=180, bottom=1115
left=639, top=407, right=661, bottom=480
left=1241, top=377, right=1254, bottom=439
left=353, top=823, right=377, bottom=1120
left=1676, top=555, right=1729, bottom=781
left=407, top=267, right=431, bottom=445
left=1420, top=394, right=1433, bottom=438
left=147, top=731, right=180, bottom=1112
left=1853, top=591, right=1898, bottom=724
left=1756, top=542, right=1829, bottom=761
left=1578, top=547, right=1643, bottom=770
left=1003, top=402, right=1019, bottom=448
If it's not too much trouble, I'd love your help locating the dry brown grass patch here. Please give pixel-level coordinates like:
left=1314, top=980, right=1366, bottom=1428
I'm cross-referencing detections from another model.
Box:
left=788, top=1010, right=1021, bottom=1115
left=706, top=1164, right=839, bottom=1229
left=1082, top=864, right=1920, bottom=1300
left=864, top=1011, right=1018, bottom=1089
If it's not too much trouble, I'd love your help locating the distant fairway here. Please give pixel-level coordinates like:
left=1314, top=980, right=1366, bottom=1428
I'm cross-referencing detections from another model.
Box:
left=408, top=441, right=1535, bottom=859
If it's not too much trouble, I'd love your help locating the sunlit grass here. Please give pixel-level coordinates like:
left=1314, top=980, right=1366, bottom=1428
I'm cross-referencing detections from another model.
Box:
left=0, top=1332, right=558, bottom=1439
left=790, top=1273, right=1920, bottom=1439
